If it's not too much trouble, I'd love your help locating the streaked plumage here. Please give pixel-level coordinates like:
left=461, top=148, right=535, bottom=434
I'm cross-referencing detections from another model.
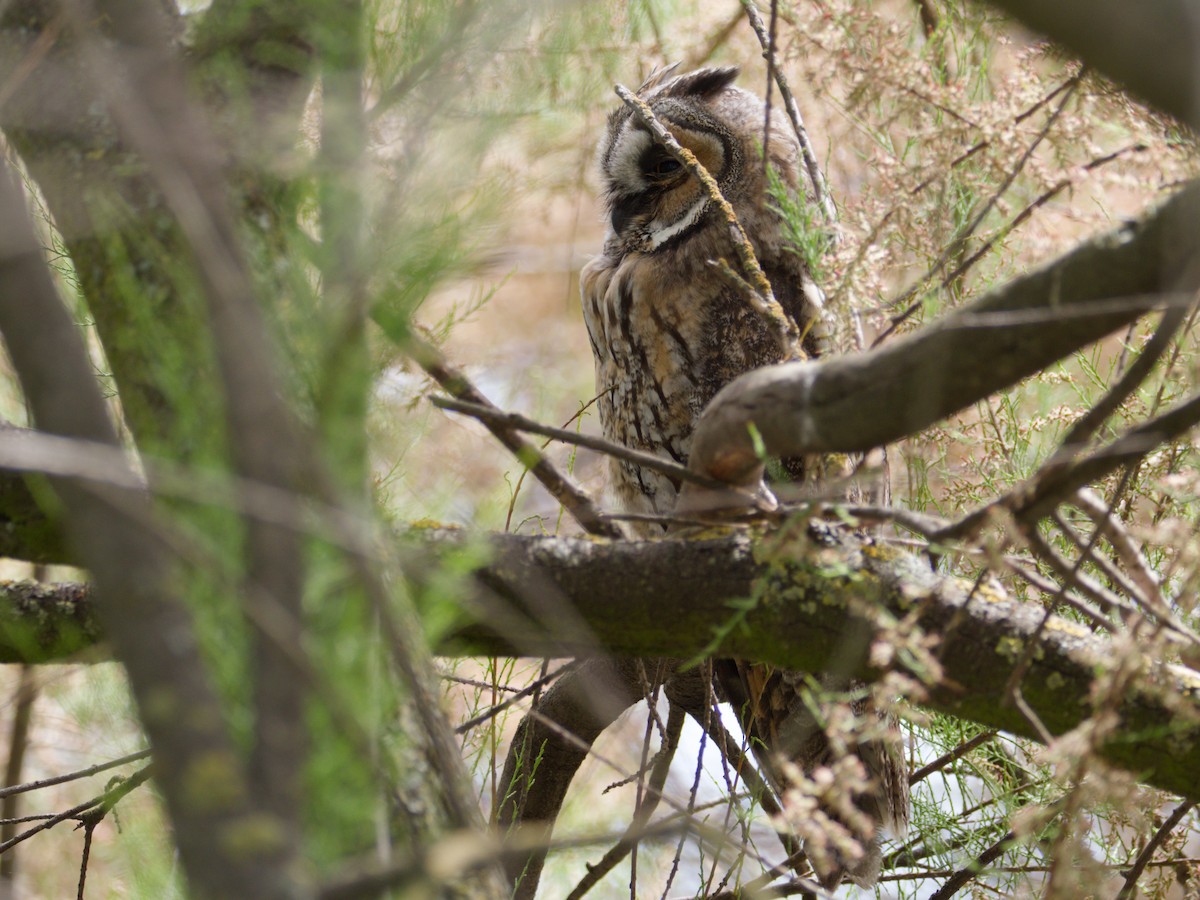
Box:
left=581, top=65, right=908, bottom=889
left=581, top=65, right=826, bottom=522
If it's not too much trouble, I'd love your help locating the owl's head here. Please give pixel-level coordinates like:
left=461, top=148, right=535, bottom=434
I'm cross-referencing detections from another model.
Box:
left=595, top=65, right=799, bottom=255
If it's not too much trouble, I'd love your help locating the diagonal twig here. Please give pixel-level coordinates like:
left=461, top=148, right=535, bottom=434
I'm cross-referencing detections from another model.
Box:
left=431, top=395, right=724, bottom=491
left=875, top=71, right=1083, bottom=346
left=615, top=82, right=797, bottom=355
left=409, top=333, right=622, bottom=539
left=1115, top=799, right=1195, bottom=900
left=740, top=0, right=838, bottom=230
left=565, top=703, right=686, bottom=900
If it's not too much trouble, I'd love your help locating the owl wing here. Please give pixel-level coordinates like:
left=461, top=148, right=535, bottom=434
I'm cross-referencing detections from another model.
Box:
left=763, top=255, right=833, bottom=362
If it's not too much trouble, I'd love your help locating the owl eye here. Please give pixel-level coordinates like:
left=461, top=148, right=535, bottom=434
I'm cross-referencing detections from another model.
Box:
left=649, top=156, right=683, bottom=177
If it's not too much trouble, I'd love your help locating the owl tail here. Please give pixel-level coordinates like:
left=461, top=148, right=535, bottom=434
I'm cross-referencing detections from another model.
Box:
left=716, top=662, right=909, bottom=890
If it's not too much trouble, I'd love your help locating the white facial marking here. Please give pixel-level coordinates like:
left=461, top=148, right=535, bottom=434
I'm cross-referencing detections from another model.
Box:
left=646, top=196, right=708, bottom=249
left=611, top=126, right=652, bottom=192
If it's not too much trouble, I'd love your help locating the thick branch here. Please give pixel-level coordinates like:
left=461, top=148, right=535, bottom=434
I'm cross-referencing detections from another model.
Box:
left=20, top=530, right=1200, bottom=803
left=983, top=0, right=1200, bottom=130
left=0, top=155, right=303, bottom=898
left=0, top=580, right=98, bottom=662
left=681, top=182, right=1200, bottom=496
left=430, top=529, right=1200, bottom=806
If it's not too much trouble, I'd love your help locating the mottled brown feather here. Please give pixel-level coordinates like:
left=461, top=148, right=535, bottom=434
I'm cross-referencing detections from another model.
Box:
left=582, top=66, right=908, bottom=889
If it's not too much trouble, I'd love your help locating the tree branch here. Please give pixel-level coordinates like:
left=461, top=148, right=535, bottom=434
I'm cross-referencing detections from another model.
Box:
left=679, top=181, right=1200, bottom=503
left=0, top=152, right=304, bottom=898
left=983, top=0, right=1200, bottom=130
left=16, top=527, right=1200, bottom=805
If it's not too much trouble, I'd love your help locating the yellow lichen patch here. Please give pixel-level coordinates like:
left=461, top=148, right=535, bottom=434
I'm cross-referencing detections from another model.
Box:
left=1045, top=617, right=1090, bottom=639
left=862, top=542, right=904, bottom=563
left=219, top=813, right=290, bottom=859
left=996, top=635, right=1024, bottom=661
left=182, top=750, right=249, bottom=813
left=974, top=583, right=1009, bottom=604
left=954, top=577, right=1008, bottom=604
left=409, top=518, right=459, bottom=530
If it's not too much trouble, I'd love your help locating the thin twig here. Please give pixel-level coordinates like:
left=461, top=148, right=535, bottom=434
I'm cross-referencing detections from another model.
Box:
left=875, top=71, right=1083, bottom=346
left=1004, top=461, right=1133, bottom=732
left=937, top=385, right=1200, bottom=545
left=0, top=749, right=151, bottom=801
left=740, top=0, right=838, bottom=230
left=75, top=817, right=96, bottom=900
left=1049, top=511, right=1154, bottom=614
left=1003, top=555, right=1121, bottom=635
left=1064, top=302, right=1189, bottom=450
left=431, top=395, right=724, bottom=491
left=926, top=826, right=1021, bottom=900
left=504, top=390, right=607, bottom=534
left=1070, top=489, right=1163, bottom=611
left=0, top=765, right=152, bottom=856
left=910, top=731, right=998, bottom=786
left=939, top=143, right=1149, bottom=296
left=521, top=707, right=779, bottom=875
left=409, top=332, right=622, bottom=539
left=455, top=661, right=579, bottom=735
left=1115, top=799, right=1195, bottom=900
left=566, top=703, right=686, bottom=900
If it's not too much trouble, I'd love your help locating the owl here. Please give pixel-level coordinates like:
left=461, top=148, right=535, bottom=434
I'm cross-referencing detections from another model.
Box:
left=580, top=65, right=908, bottom=888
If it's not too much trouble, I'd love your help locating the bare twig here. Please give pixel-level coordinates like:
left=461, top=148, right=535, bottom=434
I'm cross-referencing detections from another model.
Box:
left=431, top=395, right=724, bottom=492
left=739, top=0, right=838, bottom=229
left=875, top=72, right=1082, bottom=346
left=409, top=333, right=622, bottom=538
left=1115, top=800, right=1195, bottom=900
left=75, top=817, right=95, bottom=900
left=0, top=765, right=152, bottom=855
left=565, top=703, right=686, bottom=900
left=910, top=731, right=998, bottom=786
left=940, top=143, right=1149, bottom=298
left=0, top=749, right=151, bottom=801
left=1049, top=511, right=1155, bottom=614
left=1068, top=303, right=1190, bottom=452
left=455, top=661, right=579, bottom=735
left=1070, top=489, right=1163, bottom=609
left=926, top=826, right=1022, bottom=900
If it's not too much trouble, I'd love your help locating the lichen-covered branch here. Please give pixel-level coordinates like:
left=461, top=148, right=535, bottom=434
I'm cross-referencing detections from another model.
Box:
left=439, top=529, right=1200, bottom=807
left=19, top=528, right=1200, bottom=804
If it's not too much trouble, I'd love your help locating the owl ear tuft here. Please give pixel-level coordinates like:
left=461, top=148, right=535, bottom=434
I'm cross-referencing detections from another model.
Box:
left=665, top=66, right=740, bottom=99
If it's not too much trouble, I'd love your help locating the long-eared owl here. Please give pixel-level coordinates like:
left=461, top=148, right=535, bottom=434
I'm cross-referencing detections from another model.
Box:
left=580, top=65, right=908, bottom=888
